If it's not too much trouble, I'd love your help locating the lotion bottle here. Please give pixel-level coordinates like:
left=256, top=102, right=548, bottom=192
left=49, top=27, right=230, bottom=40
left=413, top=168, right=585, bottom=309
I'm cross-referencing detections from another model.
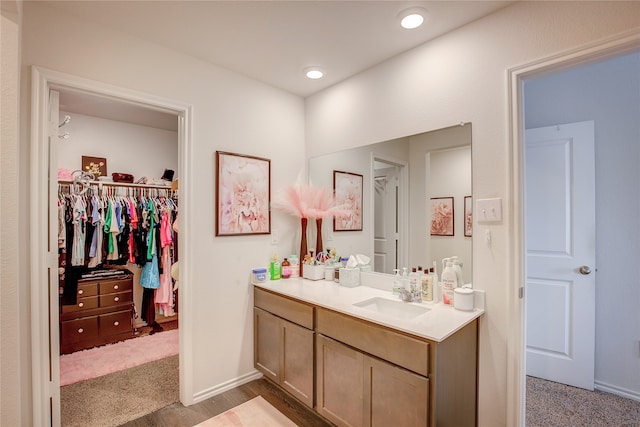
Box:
left=392, top=269, right=401, bottom=295
left=441, top=260, right=458, bottom=306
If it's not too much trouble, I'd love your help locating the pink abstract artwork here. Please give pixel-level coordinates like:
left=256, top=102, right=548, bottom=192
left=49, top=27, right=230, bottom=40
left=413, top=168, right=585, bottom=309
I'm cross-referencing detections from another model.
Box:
left=333, top=171, right=363, bottom=231
left=430, top=197, right=454, bottom=236
left=216, top=152, right=270, bottom=236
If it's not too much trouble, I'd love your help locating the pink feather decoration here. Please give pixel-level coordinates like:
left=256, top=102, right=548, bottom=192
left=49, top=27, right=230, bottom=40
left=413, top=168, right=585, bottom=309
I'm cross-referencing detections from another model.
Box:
left=273, top=184, right=348, bottom=219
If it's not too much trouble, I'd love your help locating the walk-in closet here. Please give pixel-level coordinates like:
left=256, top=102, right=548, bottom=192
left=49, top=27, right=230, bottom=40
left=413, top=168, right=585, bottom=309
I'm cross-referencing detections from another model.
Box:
left=54, top=89, right=181, bottom=427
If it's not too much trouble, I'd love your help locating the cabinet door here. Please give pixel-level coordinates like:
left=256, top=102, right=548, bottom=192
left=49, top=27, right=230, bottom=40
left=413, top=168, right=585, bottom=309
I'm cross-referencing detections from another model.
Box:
left=316, top=334, right=364, bottom=427
left=254, top=308, right=281, bottom=382
left=364, top=355, right=429, bottom=427
left=281, top=319, right=314, bottom=408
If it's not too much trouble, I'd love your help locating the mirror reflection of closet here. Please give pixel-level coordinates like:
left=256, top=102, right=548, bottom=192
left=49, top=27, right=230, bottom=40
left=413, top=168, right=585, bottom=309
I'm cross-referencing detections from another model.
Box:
left=309, top=123, right=472, bottom=280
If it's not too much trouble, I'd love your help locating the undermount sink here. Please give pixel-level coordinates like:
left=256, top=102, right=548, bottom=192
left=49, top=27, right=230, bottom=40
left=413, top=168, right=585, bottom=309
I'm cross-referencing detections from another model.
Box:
left=353, top=297, right=430, bottom=320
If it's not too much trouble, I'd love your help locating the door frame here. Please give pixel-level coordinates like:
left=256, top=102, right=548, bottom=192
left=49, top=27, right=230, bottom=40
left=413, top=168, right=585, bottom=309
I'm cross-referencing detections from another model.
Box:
left=506, top=30, right=640, bottom=426
left=30, top=66, right=194, bottom=426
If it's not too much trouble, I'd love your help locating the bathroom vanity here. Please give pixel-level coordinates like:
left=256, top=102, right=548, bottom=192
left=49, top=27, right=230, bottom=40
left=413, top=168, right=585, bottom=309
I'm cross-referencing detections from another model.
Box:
left=254, top=278, right=483, bottom=427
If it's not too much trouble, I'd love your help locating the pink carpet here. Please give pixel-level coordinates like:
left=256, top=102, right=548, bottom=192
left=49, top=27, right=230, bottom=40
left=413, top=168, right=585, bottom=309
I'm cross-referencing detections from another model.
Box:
left=60, top=329, right=179, bottom=386
left=194, top=396, right=297, bottom=427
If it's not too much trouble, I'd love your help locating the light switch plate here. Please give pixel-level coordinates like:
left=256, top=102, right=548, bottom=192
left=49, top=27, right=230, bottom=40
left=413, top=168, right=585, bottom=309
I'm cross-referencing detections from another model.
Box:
left=476, top=198, right=502, bottom=223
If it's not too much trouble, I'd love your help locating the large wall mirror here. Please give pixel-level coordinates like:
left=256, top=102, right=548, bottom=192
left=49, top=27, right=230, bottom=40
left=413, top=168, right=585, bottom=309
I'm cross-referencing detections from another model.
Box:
left=308, top=123, right=472, bottom=283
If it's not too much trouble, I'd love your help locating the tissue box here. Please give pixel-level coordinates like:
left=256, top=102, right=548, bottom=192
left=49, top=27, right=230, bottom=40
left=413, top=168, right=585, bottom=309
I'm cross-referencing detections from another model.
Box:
left=303, top=264, right=325, bottom=280
left=339, top=267, right=360, bottom=287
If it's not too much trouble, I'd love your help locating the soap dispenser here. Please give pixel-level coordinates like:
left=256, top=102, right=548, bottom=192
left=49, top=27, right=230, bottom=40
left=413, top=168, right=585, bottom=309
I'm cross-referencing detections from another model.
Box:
left=450, top=256, right=464, bottom=285
left=441, top=260, right=458, bottom=306
left=392, top=269, right=401, bottom=295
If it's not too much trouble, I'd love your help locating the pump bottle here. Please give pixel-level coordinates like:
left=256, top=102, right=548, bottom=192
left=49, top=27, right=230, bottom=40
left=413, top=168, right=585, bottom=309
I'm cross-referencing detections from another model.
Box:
left=441, top=260, right=458, bottom=306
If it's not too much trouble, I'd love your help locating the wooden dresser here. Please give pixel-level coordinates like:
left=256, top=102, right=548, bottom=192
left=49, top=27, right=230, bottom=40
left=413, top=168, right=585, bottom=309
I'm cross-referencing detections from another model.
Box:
left=60, top=270, right=135, bottom=354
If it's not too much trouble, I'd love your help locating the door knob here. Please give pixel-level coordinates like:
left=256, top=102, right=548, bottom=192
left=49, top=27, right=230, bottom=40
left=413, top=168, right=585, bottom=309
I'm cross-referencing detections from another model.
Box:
left=579, top=265, right=591, bottom=275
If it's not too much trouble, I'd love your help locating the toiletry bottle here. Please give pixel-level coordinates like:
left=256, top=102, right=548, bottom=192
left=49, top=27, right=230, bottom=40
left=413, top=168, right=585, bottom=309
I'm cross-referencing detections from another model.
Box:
left=451, top=256, right=464, bottom=285
left=441, top=260, right=458, bottom=306
left=409, top=267, right=419, bottom=292
left=281, top=258, right=291, bottom=279
left=392, top=269, right=401, bottom=295
left=269, top=254, right=281, bottom=280
left=424, top=267, right=435, bottom=302
left=401, top=267, right=410, bottom=292
left=421, top=267, right=433, bottom=301
left=289, top=254, right=300, bottom=278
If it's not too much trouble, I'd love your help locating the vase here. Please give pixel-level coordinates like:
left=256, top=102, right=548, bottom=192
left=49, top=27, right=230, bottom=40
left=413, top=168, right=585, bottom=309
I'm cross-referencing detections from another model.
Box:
left=300, top=217, right=308, bottom=276
left=315, top=218, right=323, bottom=255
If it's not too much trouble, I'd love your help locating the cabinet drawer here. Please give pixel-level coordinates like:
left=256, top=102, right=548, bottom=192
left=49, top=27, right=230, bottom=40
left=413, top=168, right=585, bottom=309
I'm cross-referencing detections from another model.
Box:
left=99, top=291, right=132, bottom=307
left=61, top=316, right=99, bottom=344
left=254, top=288, right=314, bottom=329
left=99, top=278, right=133, bottom=294
left=317, top=308, right=429, bottom=376
left=62, top=295, right=99, bottom=313
left=99, top=310, right=132, bottom=337
left=77, top=282, right=98, bottom=298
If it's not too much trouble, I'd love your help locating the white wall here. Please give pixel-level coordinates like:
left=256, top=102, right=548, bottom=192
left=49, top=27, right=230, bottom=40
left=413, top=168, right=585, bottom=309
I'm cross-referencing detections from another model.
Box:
left=57, top=111, right=178, bottom=182
left=1, top=2, right=25, bottom=425
left=305, top=2, right=640, bottom=425
left=524, top=51, right=640, bottom=398
left=19, top=1, right=304, bottom=419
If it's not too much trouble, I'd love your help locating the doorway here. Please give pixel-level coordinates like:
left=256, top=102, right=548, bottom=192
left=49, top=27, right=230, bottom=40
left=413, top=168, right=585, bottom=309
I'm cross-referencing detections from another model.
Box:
left=509, top=34, right=640, bottom=424
left=30, top=67, right=192, bottom=426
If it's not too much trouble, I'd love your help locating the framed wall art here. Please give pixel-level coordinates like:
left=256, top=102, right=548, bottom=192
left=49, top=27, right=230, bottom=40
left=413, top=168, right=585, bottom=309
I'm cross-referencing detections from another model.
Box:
left=82, top=156, right=107, bottom=178
left=333, top=170, right=363, bottom=232
left=215, top=151, right=271, bottom=236
left=464, top=196, right=473, bottom=237
left=430, top=196, right=454, bottom=236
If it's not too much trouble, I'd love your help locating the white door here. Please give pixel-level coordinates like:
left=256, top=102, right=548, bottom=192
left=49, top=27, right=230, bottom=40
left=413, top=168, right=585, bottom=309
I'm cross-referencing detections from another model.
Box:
left=525, top=121, right=596, bottom=390
left=374, top=166, right=399, bottom=274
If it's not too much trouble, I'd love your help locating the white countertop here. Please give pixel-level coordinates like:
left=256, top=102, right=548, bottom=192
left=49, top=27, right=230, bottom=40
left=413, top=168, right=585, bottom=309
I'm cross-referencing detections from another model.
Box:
left=254, top=278, right=484, bottom=342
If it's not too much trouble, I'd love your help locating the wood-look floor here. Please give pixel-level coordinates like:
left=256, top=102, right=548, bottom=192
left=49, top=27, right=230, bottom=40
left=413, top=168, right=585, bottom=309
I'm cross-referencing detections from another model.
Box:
left=120, top=378, right=333, bottom=427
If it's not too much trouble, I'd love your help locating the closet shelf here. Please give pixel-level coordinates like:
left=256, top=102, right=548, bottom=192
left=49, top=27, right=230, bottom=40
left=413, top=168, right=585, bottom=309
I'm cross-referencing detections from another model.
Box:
left=58, top=179, right=175, bottom=191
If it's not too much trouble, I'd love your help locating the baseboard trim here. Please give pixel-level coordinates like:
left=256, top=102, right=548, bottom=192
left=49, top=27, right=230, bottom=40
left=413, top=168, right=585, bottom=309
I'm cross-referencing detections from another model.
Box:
left=191, top=370, right=264, bottom=404
left=595, top=380, right=640, bottom=402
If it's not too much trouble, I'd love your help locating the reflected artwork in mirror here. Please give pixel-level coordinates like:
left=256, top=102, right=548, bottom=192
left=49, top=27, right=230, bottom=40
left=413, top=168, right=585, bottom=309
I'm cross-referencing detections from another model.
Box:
left=308, top=123, right=472, bottom=283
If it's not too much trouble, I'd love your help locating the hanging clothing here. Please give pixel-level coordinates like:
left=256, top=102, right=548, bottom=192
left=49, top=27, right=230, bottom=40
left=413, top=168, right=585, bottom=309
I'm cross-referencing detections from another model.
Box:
left=71, top=196, right=87, bottom=266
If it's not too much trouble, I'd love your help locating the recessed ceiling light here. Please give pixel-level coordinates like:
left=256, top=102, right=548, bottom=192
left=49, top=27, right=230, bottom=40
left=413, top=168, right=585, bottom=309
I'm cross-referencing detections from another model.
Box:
left=304, top=67, right=324, bottom=80
left=399, top=8, right=426, bottom=29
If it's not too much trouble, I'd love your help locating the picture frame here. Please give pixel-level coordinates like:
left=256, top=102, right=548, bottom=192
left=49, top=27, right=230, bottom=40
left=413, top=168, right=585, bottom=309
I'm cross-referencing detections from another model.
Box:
left=430, top=196, right=454, bottom=236
left=215, top=151, right=271, bottom=236
left=333, top=170, right=363, bottom=232
left=464, top=196, right=473, bottom=237
left=82, top=156, right=107, bottom=178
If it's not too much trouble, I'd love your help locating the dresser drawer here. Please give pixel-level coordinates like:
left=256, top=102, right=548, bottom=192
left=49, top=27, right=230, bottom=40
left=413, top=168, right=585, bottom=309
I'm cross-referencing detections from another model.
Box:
left=62, top=295, right=99, bottom=313
left=77, top=282, right=98, bottom=298
left=61, top=316, right=99, bottom=344
left=99, top=310, right=133, bottom=337
left=99, top=291, right=132, bottom=308
left=99, top=278, right=133, bottom=294
left=316, top=308, right=430, bottom=376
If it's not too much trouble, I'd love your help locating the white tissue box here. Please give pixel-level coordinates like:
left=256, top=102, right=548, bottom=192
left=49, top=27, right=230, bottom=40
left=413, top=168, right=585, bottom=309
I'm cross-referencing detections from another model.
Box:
left=358, top=265, right=372, bottom=273
left=303, top=264, right=325, bottom=280
left=339, top=267, right=360, bottom=287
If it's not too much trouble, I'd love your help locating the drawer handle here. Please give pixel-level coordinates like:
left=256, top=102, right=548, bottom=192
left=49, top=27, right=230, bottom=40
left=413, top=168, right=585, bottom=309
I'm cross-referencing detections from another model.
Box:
left=78, top=290, right=84, bottom=295
left=78, top=302, right=84, bottom=308
left=78, top=328, right=84, bottom=334
left=114, top=284, right=119, bottom=290
left=114, top=297, right=120, bottom=302
left=114, top=321, right=120, bottom=326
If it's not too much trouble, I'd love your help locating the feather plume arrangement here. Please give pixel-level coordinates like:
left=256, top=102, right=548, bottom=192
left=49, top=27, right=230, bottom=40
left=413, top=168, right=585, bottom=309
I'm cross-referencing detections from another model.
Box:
left=272, top=183, right=348, bottom=219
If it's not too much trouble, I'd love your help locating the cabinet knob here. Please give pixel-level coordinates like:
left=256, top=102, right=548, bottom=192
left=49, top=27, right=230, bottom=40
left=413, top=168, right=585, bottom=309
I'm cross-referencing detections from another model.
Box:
left=78, top=328, right=84, bottom=334
left=78, top=302, right=84, bottom=308
left=78, top=290, right=84, bottom=295
left=114, top=285, right=119, bottom=290
left=114, top=297, right=120, bottom=302
left=114, top=321, right=120, bottom=326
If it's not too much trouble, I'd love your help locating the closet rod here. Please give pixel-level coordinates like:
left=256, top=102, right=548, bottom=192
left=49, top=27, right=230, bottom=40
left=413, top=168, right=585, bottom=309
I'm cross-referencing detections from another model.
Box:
left=58, top=179, right=175, bottom=191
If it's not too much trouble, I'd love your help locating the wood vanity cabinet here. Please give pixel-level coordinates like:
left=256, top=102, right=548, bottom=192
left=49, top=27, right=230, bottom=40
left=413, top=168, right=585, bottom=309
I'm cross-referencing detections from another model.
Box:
left=254, top=288, right=315, bottom=408
left=253, top=287, right=478, bottom=426
left=59, top=271, right=134, bottom=354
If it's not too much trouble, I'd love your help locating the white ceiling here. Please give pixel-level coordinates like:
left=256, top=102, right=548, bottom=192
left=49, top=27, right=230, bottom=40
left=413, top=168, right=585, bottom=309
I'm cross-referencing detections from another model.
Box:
left=46, top=0, right=514, bottom=98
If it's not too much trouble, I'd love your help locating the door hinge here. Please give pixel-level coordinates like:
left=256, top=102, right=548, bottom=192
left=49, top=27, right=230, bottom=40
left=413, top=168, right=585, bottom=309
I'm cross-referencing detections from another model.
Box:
left=519, top=287, right=524, bottom=299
